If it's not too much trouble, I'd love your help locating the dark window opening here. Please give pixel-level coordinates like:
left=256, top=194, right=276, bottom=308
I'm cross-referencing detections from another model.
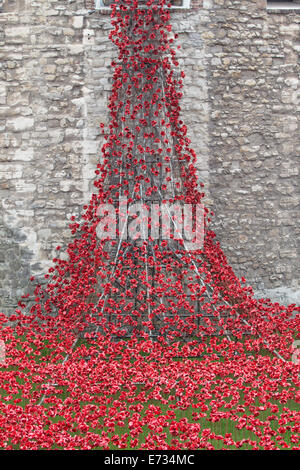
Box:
left=87, top=0, right=190, bottom=9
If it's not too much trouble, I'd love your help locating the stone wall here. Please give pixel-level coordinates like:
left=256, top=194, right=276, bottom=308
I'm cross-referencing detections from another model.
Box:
left=0, top=0, right=299, bottom=314
left=206, top=0, right=300, bottom=303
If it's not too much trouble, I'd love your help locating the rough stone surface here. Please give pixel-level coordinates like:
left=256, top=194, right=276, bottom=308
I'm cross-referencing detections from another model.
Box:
left=0, top=0, right=299, bottom=314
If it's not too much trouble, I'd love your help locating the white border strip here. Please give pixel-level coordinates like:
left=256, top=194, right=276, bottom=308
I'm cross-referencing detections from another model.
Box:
left=267, top=1, right=300, bottom=9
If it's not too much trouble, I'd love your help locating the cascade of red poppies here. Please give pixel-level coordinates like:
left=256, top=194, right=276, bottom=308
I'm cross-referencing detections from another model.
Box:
left=0, top=0, right=299, bottom=451
left=5, top=0, right=297, bottom=350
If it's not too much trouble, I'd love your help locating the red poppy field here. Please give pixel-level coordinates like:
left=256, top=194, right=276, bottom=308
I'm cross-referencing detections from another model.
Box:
left=0, top=0, right=299, bottom=451
left=0, top=328, right=300, bottom=450
left=0, top=325, right=299, bottom=450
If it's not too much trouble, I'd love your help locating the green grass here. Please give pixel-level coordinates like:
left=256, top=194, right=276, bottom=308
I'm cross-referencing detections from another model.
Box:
left=0, top=334, right=299, bottom=450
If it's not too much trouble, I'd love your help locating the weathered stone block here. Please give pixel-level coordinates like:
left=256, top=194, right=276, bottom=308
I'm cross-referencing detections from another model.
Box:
left=7, top=117, right=34, bottom=132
